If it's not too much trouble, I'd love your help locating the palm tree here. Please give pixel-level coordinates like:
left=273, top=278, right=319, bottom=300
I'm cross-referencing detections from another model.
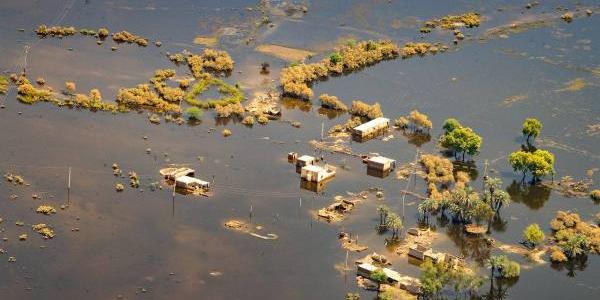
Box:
left=418, top=198, right=438, bottom=222
left=387, top=213, right=403, bottom=240
left=562, top=234, right=589, bottom=258
left=377, top=205, right=390, bottom=229
left=487, top=255, right=507, bottom=279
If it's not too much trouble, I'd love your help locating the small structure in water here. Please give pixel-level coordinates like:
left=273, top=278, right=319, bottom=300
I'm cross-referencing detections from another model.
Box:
left=296, top=154, right=316, bottom=168
left=352, top=117, right=390, bottom=141
left=300, top=164, right=336, bottom=183
left=357, top=263, right=421, bottom=294
left=160, top=167, right=194, bottom=180
left=366, top=156, right=396, bottom=172
left=176, top=176, right=210, bottom=189
left=287, top=152, right=298, bottom=162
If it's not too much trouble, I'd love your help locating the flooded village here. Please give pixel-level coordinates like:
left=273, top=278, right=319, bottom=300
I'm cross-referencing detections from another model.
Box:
left=1, top=0, right=600, bottom=299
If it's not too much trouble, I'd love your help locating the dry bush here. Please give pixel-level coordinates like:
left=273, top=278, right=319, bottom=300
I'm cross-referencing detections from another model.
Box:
left=112, top=31, right=148, bottom=46
left=36, top=25, right=77, bottom=37
left=350, top=100, right=382, bottom=120
left=215, top=102, right=244, bottom=118
left=319, top=94, right=348, bottom=111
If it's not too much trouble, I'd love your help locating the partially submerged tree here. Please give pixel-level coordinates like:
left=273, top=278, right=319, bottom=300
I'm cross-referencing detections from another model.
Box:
left=377, top=205, right=390, bottom=230
left=508, top=149, right=555, bottom=183
left=522, top=223, right=545, bottom=248
left=371, top=268, right=388, bottom=289
left=439, top=121, right=482, bottom=161
left=487, top=255, right=520, bottom=279
left=386, top=213, right=403, bottom=240
left=522, top=118, right=542, bottom=145
left=483, top=177, right=511, bottom=214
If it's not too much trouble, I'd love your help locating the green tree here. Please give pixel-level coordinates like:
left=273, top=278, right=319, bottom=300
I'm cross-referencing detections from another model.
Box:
left=488, top=255, right=520, bottom=279
left=508, top=149, right=555, bottom=183
left=500, top=261, right=520, bottom=278
left=440, top=126, right=482, bottom=161
left=522, top=118, right=542, bottom=145
left=185, top=107, right=203, bottom=120
left=420, top=259, right=444, bottom=296
left=522, top=223, right=545, bottom=248
left=442, top=118, right=462, bottom=134
left=418, top=198, right=439, bottom=222
left=377, top=290, right=393, bottom=300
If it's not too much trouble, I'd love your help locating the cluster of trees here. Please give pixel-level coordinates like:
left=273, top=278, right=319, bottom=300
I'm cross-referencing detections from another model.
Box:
left=319, top=94, right=348, bottom=111
left=419, top=177, right=511, bottom=223
left=420, top=259, right=484, bottom=298
left=377, top=205, right=403, bottom=240
left=549, top=211, right=599, bottom=262
left=508, top=118, right=555, bottom=183
left=439, top=118, right=482, bottom=161
left=395, top=110, right=432, bottom=134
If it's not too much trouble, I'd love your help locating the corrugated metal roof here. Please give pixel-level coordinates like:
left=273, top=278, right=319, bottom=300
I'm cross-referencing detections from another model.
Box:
left=353, top=117, right=389, bottom=132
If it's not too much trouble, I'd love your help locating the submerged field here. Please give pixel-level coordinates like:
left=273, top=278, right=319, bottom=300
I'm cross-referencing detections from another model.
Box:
left=0, top=0, right=599, bottom=299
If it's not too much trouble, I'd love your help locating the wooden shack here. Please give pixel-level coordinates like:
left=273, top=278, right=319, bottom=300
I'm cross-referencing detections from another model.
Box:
left=300, top=164, right=336, bottom=183
left=352, top=117, right=390, bottom=140
left=296, top=155, right=316, bottom=168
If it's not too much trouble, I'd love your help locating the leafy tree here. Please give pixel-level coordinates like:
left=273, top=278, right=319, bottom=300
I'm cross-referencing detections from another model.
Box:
left=420, top=259, right=444, bottom=296
left=522, top=118, right=542, bottom=145
left=523, top=223, right=545, bottom=248
left=508, top=149, right=555, bottom=182
left=440, top=126, right=482, bottom=161
left=442, top=118, right=462, bottom=134
left=418, top=198, right=439, bottom=221
left=330, top=52, right=342, bottom=64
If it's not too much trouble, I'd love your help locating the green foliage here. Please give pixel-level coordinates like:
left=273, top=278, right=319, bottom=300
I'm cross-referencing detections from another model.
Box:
left=185, top=107, right=203, bottom=120
left=508, top=149, right=555, bottom=181
left=346, top=39, right=357, bottom=47
left=483, top=177, right=511, bottom=213
left=329, top=52, right=343, bottom=64
left=522, top=118, right=542, bottom=143
left=561, top=234, right=588, bottom=258
left=386, top=212, right=403, bottom=239
left=371, top=268, right=388, bottom=284
left=439, top=121, right=482, bottom=161
left=377, top=205, right=390, bottom=227
left=487, top=255, right=520, bottom=278
left=523, top=223, right=545, bottom=247
left=377, top=290, right=393, bottom=300
left=185, top=76, right=244, bottom=108
left=420, top=259, right=444, bottom=296
left=442, top=118, right=461, bottom=134
left=366, top=41, right=378, bottom=51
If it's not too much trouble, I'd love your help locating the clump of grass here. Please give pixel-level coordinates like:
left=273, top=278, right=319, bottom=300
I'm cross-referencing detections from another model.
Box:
left=36, top=205, right=57, bottom=215
left=150, top=69, right=185, bottom=102
left=67, top=88, right=119, bottom=111
left=222, top=128, right=232, bottom=137
left=591, top=190, right=600, bottom=201
left=97, top=27, right=109, bottom=39
left=14, top=75, right=56, bottom=104
left=32, top=224, right=55, bottom=239
left=257, top=114, right=269, bottom=124
left=64, top=81, right=76, bottom=94
left=421, top=12, right=481, bottom=31
left=116, top=84, right=180, bottom=113
left=185, top=107, right=203, bottom=120
left=185, top=49, right=234, bottom=77
left=319, top=94, right=348, bottom=111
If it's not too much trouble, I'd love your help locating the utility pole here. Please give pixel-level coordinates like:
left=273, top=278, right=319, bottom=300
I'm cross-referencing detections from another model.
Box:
left=67, top=167, right=71, bottom=205
left=401, top=149, right=419, bottom=221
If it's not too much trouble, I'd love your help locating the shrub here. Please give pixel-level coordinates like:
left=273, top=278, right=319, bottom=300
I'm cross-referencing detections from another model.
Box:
left=186, top=107, right=203, bottom=120
left=590, top=189, right=600, bottom=201
left=523, top=223, right=545, bottom=248
left=329, top=52, right=342, bottom=64
left=242, top=115, right=254, bottom=126
left=371, top=268, right=388, bottom=284
left=350, top=100, right=382, bottom=120
left=319, top=94, right=348, bottom=111
left=222, top=129, right=232, bottom=137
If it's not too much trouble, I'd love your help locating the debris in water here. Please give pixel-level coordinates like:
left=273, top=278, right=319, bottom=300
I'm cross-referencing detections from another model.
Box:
left=19, top=234, right=28, bottom=241
left=36, top=205, right=57, bottom=215
left=555, top=78, right=586, bottom=92
left=4, top=173, right=25, bottom=185
left=115, top=183, right=124, bottom=192
left=32, top=224, right=55, bottom=239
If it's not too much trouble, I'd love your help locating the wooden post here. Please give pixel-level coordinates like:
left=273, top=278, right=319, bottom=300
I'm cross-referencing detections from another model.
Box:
left=67, top=167, right=71, bottom=204
left=321, top=121, right=324, bottom=141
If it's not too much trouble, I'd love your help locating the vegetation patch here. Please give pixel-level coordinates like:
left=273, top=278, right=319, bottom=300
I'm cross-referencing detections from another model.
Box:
left=13, top=75, right=56, bottom=104
left=420, top=12, right=481, bottom=33
left=349, top=100, right=382, bottom=120
left=318, top=94, right=347, bottom=111
left=439, top=118, right=482, bottom=161
left=215, top=102, right=244, bottom=118
left=36, top=25, right=77, bottom=37
left=280, top=40, right=402, bottom=99
left=36, top=205, right=57, bottom=215
left=185, top=76, right=243, bottom=108
left=32, top=224, right=55, bottom=239
left=549, top=211, right=600, bottom=260
left=112, top=30, right=149, bottom=46
left=0, top=75, right=8, bottom=94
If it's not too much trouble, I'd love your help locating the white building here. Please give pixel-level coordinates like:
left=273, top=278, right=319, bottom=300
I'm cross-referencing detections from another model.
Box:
left=352, top=117, right=390, bottom=139
left=175, top=176, right=211, bottom=189
left=300, top=165, right=336, bottom=183
left=296, top=155, right=316, bottom=168
left=366, top=156, right=396, bottom=172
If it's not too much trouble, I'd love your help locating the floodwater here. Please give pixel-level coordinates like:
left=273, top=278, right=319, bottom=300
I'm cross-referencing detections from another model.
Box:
left=0, top=0, right=599, bottom=299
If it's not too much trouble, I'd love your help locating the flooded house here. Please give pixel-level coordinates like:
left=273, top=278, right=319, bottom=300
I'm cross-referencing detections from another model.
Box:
left=352, top=117, right=390, bottom=141
left=159, top=167, right=195, bottom=180
left=366, top=156, right=396, bottom=172
left=296, top=154, right=316, bottom=167
left=357, top=263, right=421, bottom=294
left=175, top=176, right=211, bottom=189
left=300, top=164, right=336, bottom=183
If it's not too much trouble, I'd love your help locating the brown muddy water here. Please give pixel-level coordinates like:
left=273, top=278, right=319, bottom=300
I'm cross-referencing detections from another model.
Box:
left=1, top=0, right=599, bottom=299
